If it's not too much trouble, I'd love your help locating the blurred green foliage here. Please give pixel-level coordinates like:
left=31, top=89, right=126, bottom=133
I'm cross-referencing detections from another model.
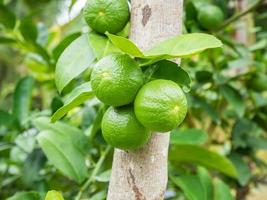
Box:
left=0, top=0, right=267, bottom=199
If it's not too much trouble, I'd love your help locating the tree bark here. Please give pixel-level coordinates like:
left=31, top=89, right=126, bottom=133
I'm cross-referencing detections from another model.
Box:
left=107, top=1, right=183, bottom=199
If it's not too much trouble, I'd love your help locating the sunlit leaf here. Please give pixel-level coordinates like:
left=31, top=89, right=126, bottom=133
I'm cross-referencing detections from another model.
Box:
left=55, top=34, right=95, bottom=93
left=197, top=167, right=213, bottom=200
left=171, top=175, right=206, bottom=200
left=107, top=33, right=222, bottom=59
left=89, top=32, right=121, bottom=60
left=51, top=82, right=94, bottom=122
left=52, top=32, right=81, bottom=61
left=214, top=179, right=234, bottom=200
left=45, top=190, right=64, bottom=200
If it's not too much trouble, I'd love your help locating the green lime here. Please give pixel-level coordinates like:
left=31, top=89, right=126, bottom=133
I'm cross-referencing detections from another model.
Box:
left=91, top=54, right=144, bottom=106
left=83, top=0, right=130, bottom=34
left=197, top=4, right=224, bottom=30
left=101, top=106, right=151, bottom=150
left=134, top=79, right=187, bottom=132
left=249, top=73, right=267, bottom=92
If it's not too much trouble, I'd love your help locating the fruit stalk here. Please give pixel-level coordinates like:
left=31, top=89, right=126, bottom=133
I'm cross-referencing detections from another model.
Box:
left=107, top=0, right=183, bottom=199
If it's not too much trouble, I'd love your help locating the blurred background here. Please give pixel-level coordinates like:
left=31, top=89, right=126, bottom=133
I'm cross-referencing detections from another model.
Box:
left=0, top=0, right=267, bottom=199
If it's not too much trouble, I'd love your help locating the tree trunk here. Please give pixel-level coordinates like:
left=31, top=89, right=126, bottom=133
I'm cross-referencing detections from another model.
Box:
left=107, top=1, right=183, bottom=199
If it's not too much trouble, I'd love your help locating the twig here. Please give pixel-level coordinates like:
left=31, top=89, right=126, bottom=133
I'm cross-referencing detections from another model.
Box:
left=75, top=146, right=111, bottom=200
left=217, top=0, right=265, bottom=31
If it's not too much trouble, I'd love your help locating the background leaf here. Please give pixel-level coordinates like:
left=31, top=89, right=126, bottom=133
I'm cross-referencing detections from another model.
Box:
left=55, top=34, right=95, bottom=93
left=228, top=153, right=251, bottom=186
left=0, top=4, right=16, bottom=29
left=37, top=130, right=87, bottom=183
left=197, top=167, right=213, bottom=200
left=34, top=117, right=89, bottom=156
left=169, top=144, right=237, bottom=178
left=170, top=128, right=208, bottom=145
left=219, top=85, right=245, bottom=117
left=7, top=191, right=41, bottom=200
left=20, top=17, right=38, bottom=42
left=214, top=179, right=234, bottom=200
left=12, top=76, right=34, bottom=124
left=171, top=175, right=206, bottom=200
left=51, top=82, right=94, bottom=122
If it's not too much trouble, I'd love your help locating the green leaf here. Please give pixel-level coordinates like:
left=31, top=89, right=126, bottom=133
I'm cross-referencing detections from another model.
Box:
left=0, top=36, right=16, bottom=44
left=51, top=82, right=94, bottom=122
left=228, top=153, right=251, bottom=186
left=34, top=117, right=89, bottom=156
left=90, top=191, right=107, bottom=200
left=171, top=175, right=206, bottom=200
left=107, top=33, right=222, bottom=59
left=45, top=190, right=64, bottom=200
left=170, top=128, right=208, bottom=145
left=7, top=191, right=41, bottom=200
left=214, top=179, right=234, bottom=200
left=52, top=32, right=81, bottom=61
left=37, top=129, right=87, bottom=183
left=106, top=32, right=144, bottom=57
left=22, top=149, right=46, bottom=187
left=88, top=32, right=121, bottom=60
left=197, top=167, right=213, bottom=200
left=169, top=144, right=237, bottom=178
left=151, top=60, right=191, bottom=89
left=19, top=17, right=38, bottom=42
left=55, top=34, right=95, bottom=93
left=219, top=85, right=245, bottom=117
left=144, top=33, right=222, bottom=58
left=0, top=4, right=16, bottom=29
left=190, top=96, right=220, bottom=124
left=0, top=110, right=17, bottom=128
left=95, top=169, right=111, bottom=182
left=12, top=76, right=35, bottom=124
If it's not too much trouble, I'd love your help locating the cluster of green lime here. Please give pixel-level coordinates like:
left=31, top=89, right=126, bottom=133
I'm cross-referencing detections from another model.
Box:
left=83, top=0, right=188, bottom=150
left=91, top=54, right=188, bottom=150
left=197, top=4, right=224, bottom=30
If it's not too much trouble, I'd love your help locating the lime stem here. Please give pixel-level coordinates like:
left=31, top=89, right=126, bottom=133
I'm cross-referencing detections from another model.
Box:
left=217, top=0, right=264, bottom=32
left=75, top=146, right=111, bottom=200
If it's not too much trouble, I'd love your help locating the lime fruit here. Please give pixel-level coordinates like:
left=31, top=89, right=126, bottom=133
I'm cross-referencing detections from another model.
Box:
left=91, top=54, right=144, bottom=106
left=197, top=4, right=224, bottom=30
left=249, top=73, right=267, bottom=92
left=83, top=0, right=130, bottom=34
left=134, top=79, right=187, bottom=132
left=101, top=106, right=151, bottom=150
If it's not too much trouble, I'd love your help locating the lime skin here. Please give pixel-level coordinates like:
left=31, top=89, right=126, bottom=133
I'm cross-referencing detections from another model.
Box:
left=197, top=4, right=224, bottom=30
left=83, top=0, right=130, bottom=34
left=91, top=54, right=144, bottom=107
left=134, top=79, right=188, bottom=133
left=101, top=106, right=151, bottom=150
